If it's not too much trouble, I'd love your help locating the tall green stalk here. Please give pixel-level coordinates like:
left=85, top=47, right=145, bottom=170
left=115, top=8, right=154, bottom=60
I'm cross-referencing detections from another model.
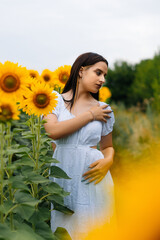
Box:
left=7, top=122, right=13, bottom=194
left=30, top=116, right=42, bottom=230
left=31, top=116, right=42, bottom=199
left=0, top=123, right=5, bottom=223
left=30, top=115, right=37, bottom=230
left=31, top=116, right=36, bottom=160
left=35, top=116, right=41, bottom=171
left=30, top=116, right=37, bottom=199
left=34, top=116, right=41, bottom=199
left=6, top=121, right=14, bottom=230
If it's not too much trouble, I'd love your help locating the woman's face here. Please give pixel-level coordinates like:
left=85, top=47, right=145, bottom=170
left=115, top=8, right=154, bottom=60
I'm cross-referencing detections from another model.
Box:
left=79, top=61, right=108, bottom=93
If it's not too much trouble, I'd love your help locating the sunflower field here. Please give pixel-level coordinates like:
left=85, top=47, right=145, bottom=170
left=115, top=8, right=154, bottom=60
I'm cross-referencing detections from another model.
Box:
left=0, top=61, right=111, bottom=239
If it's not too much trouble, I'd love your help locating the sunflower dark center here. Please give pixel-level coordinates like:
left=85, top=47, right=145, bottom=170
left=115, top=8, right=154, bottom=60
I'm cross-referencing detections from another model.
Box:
left=30, top=73, right=36, bottom=78
left=34, top=93, right=50, bottom=108
left=43, top=75, right=50, bottom=82
left=0, top=105, right=13, bottom=121
left=1, top=73, right=20, bottom=92
left=59, top=73, right=69, bottom=84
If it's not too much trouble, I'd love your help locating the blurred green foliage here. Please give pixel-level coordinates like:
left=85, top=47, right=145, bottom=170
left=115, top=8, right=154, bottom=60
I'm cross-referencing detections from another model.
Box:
left=106, top=50, right=160, bottom=113
left=110, top=102, right=160, bottom=178
left=107, top=61, right=135, bottom=107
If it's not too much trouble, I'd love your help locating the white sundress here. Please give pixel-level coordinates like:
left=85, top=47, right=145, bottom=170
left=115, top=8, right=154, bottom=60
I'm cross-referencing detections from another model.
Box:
left=50, top=90, right=115, bottom=240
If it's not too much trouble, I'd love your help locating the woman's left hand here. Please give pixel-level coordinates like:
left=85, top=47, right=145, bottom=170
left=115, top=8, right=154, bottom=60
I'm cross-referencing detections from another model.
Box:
left=82, top=157, right=113, bottom=185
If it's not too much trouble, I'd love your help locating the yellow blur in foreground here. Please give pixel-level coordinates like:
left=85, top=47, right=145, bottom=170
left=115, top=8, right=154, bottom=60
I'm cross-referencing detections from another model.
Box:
left=82, top=160, right=160, bottom=240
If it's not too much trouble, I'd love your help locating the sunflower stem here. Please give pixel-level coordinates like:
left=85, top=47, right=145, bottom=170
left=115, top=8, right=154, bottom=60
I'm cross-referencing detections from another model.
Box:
left=6, top=121, right=14, bottom=230
left=36, top=116, right=41, bottom=170
left=40, top=193, right=51, bottom=201
left=34, top=117, right=41, bottom=199
left=30, top=116, right=37, bottom=198
left=6, top=122, right=13, bottom=189
left=0, top=123, right=5, bottom=223
left=31, top=116, right=36, bottom=160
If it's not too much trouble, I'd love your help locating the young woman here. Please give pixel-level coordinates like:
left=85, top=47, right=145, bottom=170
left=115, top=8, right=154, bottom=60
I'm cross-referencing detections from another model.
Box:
left=43, top=52, right=115, bottom=239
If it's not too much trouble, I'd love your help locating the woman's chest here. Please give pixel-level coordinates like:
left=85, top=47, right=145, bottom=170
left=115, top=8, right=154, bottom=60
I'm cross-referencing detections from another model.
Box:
left=58, top=109, right=103, bottom=144
left=61, top=94, right=99, bottom=117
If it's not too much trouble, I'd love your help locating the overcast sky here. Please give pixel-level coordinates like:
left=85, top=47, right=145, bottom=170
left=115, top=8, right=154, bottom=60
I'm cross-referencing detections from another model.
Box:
left=0, top=0, right=159, bottom=72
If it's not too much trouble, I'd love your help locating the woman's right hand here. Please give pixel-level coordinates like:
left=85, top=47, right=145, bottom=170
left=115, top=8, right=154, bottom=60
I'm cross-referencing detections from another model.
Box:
left=88, top=104, right=112, bottom=122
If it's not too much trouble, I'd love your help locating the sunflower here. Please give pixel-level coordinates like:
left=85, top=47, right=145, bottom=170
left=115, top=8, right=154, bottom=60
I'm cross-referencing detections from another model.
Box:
left=0, top=61, right=32, bottom=100
left=0, top=99, right=20, bottom=121
left=52, top=65, right=71, bottom=92
left=28, top=69, right=39, bottom=80
left=17, top=96, right=31, bottom=115
left=41, top=69, right=55, bottom=87
left=21, top=81, right=58, bottom=116
left=99, top=86, right=111, bottom=102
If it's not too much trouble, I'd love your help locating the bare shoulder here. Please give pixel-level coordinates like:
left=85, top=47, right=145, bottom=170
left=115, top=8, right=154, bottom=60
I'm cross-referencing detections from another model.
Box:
left=61, top=91, right=72, bottom=100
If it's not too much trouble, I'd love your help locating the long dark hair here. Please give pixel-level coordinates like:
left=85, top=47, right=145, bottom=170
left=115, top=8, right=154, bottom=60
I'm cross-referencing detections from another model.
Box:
left=61, top=52, right=108, bottom=111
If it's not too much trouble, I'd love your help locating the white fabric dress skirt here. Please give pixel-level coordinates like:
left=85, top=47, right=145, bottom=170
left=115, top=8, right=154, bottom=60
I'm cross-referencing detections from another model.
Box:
left=50, top=91, right=115, bottom=240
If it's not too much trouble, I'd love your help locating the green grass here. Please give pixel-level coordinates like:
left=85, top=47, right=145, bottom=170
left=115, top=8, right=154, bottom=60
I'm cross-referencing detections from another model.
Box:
left=110, top=102, right=160, bottom=177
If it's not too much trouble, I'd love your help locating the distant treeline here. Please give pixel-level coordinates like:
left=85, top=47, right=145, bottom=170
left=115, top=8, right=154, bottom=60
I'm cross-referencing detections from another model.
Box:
left=106, top=51, right=160, bottom=112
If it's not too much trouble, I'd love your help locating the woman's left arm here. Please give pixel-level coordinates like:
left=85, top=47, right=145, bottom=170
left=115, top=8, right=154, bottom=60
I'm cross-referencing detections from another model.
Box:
left=82, top=132, right=114, bottom=185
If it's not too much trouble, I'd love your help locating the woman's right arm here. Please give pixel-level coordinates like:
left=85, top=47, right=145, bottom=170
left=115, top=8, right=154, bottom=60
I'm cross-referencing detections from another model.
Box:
left=43, top=111, right=93, bottom=140
left=43, top=104, right=111, bottom=140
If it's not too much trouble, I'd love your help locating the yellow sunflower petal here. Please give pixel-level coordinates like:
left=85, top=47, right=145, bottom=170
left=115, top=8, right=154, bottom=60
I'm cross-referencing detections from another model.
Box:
left=17, top=97, right=31, bottom=115
left=52, top=65, right=71, bottom=89
left=0, top=61, right=32, bottom=101
left=0, top=99, right=20, bottom=121
left=40, top=69, right=56, bottom=88
left=99, top=86, right=112, bottom=102
left=28, top=69, right=39, bottom=79
left=20, top=81, right=58, bottom=116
